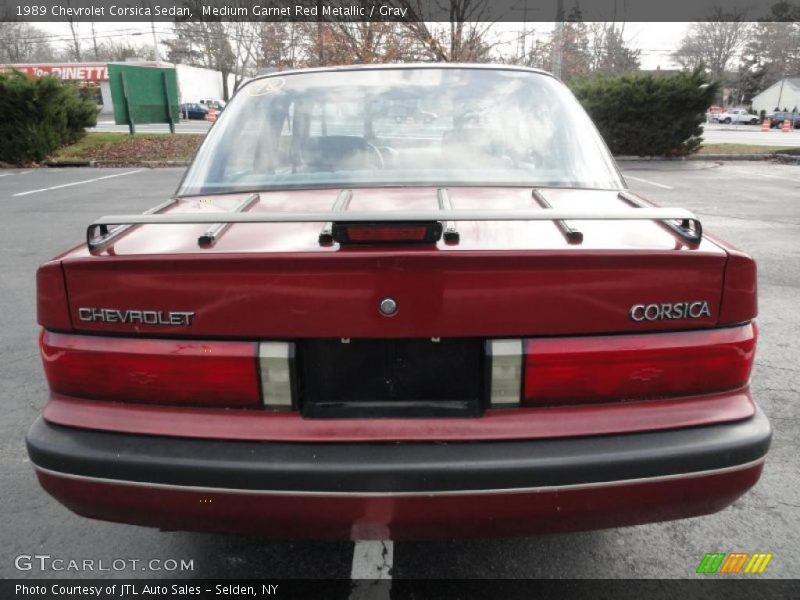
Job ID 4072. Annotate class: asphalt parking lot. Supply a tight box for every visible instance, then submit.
[0,161,798,582]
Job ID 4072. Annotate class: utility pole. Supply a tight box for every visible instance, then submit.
[148,1,161,61]
[517,3,529,63]
[151,20,161,62]
[551,0,564,78]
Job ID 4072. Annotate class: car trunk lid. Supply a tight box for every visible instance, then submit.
[59,187,727,339]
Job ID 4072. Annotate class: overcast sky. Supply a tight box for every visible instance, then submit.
[32,21,689,70]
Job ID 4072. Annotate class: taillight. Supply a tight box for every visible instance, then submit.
[37,261,72,331]
[523,324,756,406]
[41,331,260,408]
[719,250,757,324]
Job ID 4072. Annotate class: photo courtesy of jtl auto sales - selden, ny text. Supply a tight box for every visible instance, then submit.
[0,0,798,598]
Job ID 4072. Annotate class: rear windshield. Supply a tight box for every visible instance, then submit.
[178,67,623,196]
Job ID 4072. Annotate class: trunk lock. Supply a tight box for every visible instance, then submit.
[379,297,398,316]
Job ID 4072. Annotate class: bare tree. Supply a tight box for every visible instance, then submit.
[518,35,553,71]
[326,22,414,64]
[0,22,56,62]
[94,39,155,62]
[255,22,303,70]
[396,0,498,62]
[589,23,641,74]
[164,21,237,100]
[673,8,750,78]
[64,0,82,61]
[550,9,592,80]
[90,21,100,61]
[739,1,800,96]
[226,20,261,89]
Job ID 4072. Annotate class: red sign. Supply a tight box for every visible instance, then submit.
[9,63,109,82]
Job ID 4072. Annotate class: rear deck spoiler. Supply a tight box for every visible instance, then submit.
[86,194,703,252]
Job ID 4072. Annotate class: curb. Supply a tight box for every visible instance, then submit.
[42,160,96,167]
[774,153,800,164]
[616,154,779,162]
[41,160,191,168]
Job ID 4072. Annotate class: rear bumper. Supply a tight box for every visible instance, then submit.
[27,410,771,540]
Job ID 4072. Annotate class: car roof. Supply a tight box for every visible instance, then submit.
[239,63,557,91]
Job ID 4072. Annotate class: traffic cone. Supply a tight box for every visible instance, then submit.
[782,119,791,132]
[208,107,217,123]
[761,118,771,132]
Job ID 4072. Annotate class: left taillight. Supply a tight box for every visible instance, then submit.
[40,331,261,408]
[37,261,72,331]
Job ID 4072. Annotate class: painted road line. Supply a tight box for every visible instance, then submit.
[351,540,393,579]
[0,170,33,178]
[350,540,392,600]
[747,170,799,182]
[12,169,144,197]
[624,175,675,190]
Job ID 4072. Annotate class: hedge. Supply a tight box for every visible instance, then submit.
[571,69,718,157]
[0,72,97,165]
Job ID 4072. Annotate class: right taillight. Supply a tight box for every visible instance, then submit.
[523,323,756,406]
[41,331,261,408]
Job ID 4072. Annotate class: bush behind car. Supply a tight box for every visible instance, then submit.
[571,69,718,157]
[0,71,97,165]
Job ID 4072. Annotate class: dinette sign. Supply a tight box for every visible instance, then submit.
[11,63,109,81]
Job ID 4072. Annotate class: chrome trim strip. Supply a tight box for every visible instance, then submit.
[92,207,699,227]
[33,458,765,498]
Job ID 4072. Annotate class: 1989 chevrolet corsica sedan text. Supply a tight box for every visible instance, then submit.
[27,65,770,540]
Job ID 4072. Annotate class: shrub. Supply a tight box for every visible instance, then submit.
[0,72,97,164]
[570,69,718,157]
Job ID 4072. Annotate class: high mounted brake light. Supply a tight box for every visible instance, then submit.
[332,222,442,244]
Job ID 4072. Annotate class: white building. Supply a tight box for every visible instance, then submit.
[751,77,800,114]
[175,64,236,105]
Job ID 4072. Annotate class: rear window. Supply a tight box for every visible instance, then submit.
[178,67,623,196]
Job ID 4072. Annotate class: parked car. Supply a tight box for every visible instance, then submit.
[705,105,725,121]
[200,99,226,113]
[179,102,208,120]
[27,65,769,540]
[768,111,800,128]
[715,108,759,125]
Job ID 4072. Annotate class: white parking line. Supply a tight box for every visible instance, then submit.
[12,169,144,197]
[351,540,393,579]
[747,171,799,182]
[349,540,392,599]
[624,175,675,190]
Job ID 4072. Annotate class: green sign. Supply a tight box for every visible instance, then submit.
[108,64,179,134]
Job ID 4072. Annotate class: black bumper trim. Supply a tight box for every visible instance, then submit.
[26,410,771,494]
